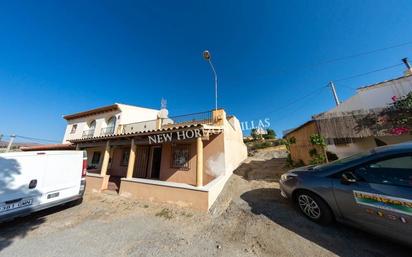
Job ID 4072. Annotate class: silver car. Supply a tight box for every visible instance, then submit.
[279,142,412,246]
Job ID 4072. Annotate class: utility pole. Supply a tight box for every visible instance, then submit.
[328,81,340,106]
[6,134,16,153]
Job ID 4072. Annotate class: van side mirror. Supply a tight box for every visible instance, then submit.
[341,171,357,185]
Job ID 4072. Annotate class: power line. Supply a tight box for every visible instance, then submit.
[307,41,412,68]
[275,91,324,123]
[254,40,412,78]
[334,63,403,82]
[14,135,60,143]
[263,85,328,116]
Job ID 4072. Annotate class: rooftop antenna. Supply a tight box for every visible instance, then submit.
[158,98,169,119]
[161,98,167,109]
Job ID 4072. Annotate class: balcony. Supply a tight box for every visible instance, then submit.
[78,111,215,139]
[101,126,115,136]
[122,120,158,134]
[82,129,95,138]
[122,111,213,134]
[165,111,213,127]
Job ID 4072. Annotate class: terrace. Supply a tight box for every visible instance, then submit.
[79,110,215,140]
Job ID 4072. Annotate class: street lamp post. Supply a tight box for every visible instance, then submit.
[203,50,218,111]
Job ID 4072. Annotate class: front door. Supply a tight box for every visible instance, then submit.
[134,146,150,178]
[149,146,162,179]
[332,153,412,243]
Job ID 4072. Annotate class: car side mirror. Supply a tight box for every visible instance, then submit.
[341,171,357,185]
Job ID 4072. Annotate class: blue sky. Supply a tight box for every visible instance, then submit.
[1,0,412,143]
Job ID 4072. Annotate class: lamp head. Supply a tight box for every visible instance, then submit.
[203,50,211,60]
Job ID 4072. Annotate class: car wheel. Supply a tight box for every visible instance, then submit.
[295,191,333,225]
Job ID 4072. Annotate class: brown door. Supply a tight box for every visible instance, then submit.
[133,146,150,178]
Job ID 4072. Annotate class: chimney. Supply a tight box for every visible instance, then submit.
[402,57,412,76]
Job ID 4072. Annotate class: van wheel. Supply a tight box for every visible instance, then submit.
[295,191,333,225]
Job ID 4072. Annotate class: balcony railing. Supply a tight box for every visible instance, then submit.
[122,111,213,134]
[122,120,158,134]
[100,126,115,136]
[82,129,95,138]
[166,111,213,127]
[77,111,215,138]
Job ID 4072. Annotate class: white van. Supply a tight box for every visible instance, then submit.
[0,150,86,222]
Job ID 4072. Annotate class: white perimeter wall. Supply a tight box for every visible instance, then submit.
[208,115,248,208]
[327,134,412,159]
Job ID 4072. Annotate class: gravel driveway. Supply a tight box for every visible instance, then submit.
[0,154,410,257]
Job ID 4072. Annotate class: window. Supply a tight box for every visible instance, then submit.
[91,152,101,165]
[88,151,101,169]
[107,116,116,128]
[171,145,190,169]
[70,124,77,134]
[89,120,96,130]
[354,155,412,187]
[121,150,130,166]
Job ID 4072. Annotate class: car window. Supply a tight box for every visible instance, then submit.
[368,156,412,169]
[315,150,372,170]
[355,155,412,188]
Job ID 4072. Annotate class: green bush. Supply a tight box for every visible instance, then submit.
[253,141,272,149]
[286,153,294,167]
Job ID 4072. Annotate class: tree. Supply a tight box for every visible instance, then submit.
[309,134,328,164]
[263,129,276,139]
[281,136,296,151]
[251,129,258,140]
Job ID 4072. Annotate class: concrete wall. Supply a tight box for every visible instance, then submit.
[204,133,226,179]
[117,104,159,125]
[109,146,129,177]
[326,136,376,159]
[119,179,209,211]
[159,142,198,185]
[327,134,412,159]
[222,116,248,175]
[376,135,412,145]
[206,115,248,208]
[159,139,215,186]
[85,174,110,193]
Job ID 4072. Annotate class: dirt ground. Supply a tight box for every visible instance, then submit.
[0,149,410,257]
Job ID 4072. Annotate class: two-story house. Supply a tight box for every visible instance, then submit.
[27,103,247,211]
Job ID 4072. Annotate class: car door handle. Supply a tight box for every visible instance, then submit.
[29,179,37,189]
